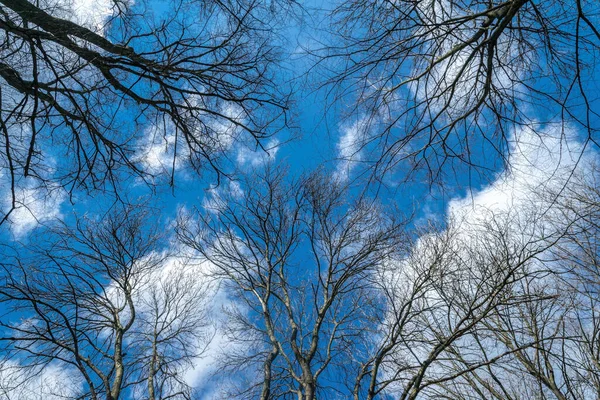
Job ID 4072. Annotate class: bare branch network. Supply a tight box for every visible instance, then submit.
[320,0,600,182]
[0,0,599,399]
[0,0,290,224]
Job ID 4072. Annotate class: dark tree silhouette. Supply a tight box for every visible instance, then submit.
[320,0,600,183]
[0,0,292,225]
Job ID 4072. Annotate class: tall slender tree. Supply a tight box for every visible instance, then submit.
[177,167,407,399]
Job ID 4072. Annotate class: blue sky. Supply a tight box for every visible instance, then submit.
[3,0,588,240]
[1,0,599,398]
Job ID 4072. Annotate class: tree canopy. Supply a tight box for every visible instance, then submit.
[0,0,599,399]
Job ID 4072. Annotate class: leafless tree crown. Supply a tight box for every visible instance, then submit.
[0,0,291,224]
[0,205,211,399]
[320,0,600,182]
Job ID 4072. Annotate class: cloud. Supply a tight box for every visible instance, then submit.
[101,238,250,396]
[334,116,373,181]
[70,0,120,31]
[406,0,525,118]
[135,100,248,180]
[141,252,253,397]
[204,103,246,151]
[201,181,245,214]
[0,361,80,399]
[36,0,131,33]
[236,139,280,167]
[136,253,224,389]
[136,123,187,176]
[2,182,66,239]
[448,122,595,228]
[0,125,67,238]
[402,123,596,294]
[374,123,598,396]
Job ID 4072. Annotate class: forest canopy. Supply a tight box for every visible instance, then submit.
[0,0,599,399]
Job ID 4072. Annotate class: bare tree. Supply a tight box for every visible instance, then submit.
[2,168,598,399]
[442,167,600,400]
[0,205,211,400]
[174,161,600,399]
[0,0,293,225]
[347,203,572,399]
[318,0,600,183]
[176,167,407,399]
[349,164,600,400]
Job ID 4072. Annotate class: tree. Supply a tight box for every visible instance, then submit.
[441,166,600,400]
[176,167,407,399]
[356,163,600,400]
[175,160,600,399]
[351,204,572,399]
[0,205,211,400]
[3,1,600,397]
[320,0,600,182]
[0,0,292,225]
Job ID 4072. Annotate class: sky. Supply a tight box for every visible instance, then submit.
[0,0,599,398]
[3,0,588,241]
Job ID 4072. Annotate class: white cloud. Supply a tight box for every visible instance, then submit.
[402,123,596,292]
[37,0,131,34]
[102,240,249,395]
[0,126,66,238]
[135,100,248,180]
[334,116,372,181]
[201,181,245,214]
[136,123,187,176]
[205,103,245,151]
[70,0,118,31]
[138,253,223,387]
[3,183,66,239]
[0,361,80,400]
[236,139,280,167]
[185,96,246,153]
[448,122,595,229]
[375,123,598,396]
[406,0,524,118]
